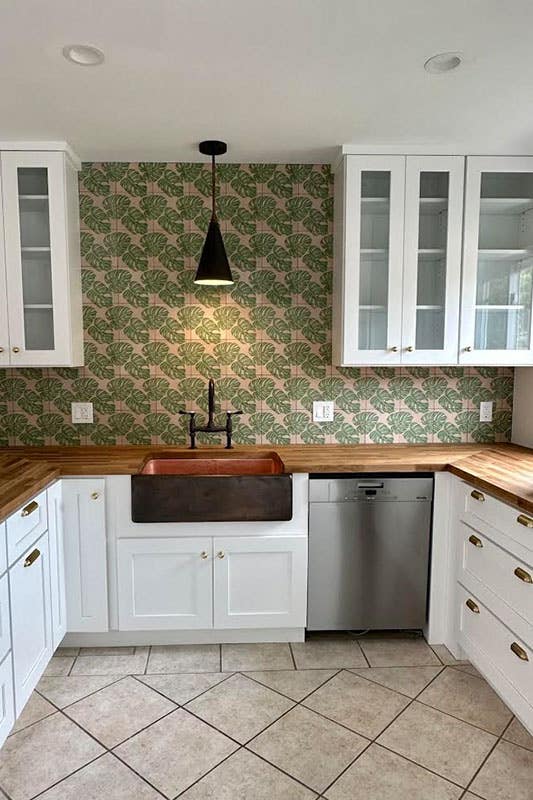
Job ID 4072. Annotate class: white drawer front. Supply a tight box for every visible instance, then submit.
[460,522,533,625]
[458,585,533,710]
[462,482,533,554]
[0,574,11,664]
[0,653,14,749]
[6,491,48,566]
[0,522,6,576]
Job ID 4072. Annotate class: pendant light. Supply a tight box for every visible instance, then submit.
[194,140,234,286]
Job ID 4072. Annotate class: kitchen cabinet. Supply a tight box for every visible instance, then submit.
[0,573,11,664]
[0,149,83,367]
[6,489,47,566]
[460,156,533,364]
[0,654,14,748]
[117,534,307,632]
[213,535,307,629]
[10,532,52,715]
[47,481,67,649]
[117,537,213,630]
[333,154,464,366]
[62,479,108,633]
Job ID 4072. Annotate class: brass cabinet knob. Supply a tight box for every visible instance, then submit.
[466,598,480,614]
[216,551,225,559]
[464,346,472,352]
[12,346,20,353]
[517,514,533,529]
[21,500,39,517]
[24,548,41,568]
[514,566,532,584]
[200,551,209,559]
[91,492,100,500]
[406,346,414,352]
[0,347,4,353]
[470,490,485,502]
[510,642,529,661]
[390,346,399,352]
[468,534,483,548]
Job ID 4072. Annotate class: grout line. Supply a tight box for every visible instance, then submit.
[219,643,222,673]
[143,646,151,675]
[288,642,297,670]
[131,671,236,707]
[27,753,107,800]
[243,668,342,704]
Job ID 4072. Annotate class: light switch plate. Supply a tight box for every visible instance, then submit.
[313,401,334,423]
[71,402,94,424]
[479,400,493,422]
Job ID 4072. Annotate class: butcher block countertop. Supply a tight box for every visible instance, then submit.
[2,443,533,521]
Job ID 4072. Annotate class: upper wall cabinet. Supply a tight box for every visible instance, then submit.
[0,149,83,367]
[333,154,464,366]
[460,157,533,365]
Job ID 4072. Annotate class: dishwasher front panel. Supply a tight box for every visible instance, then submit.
[308,480,432,631]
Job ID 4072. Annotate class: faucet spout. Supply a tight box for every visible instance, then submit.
[179,378,243,449]
[208,378,215,427]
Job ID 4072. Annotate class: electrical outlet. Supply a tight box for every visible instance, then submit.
[71,402,94,424]
[479,401,493,423]
[313,401,334,423]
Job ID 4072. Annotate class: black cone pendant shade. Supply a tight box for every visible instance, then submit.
[194,140,233,286]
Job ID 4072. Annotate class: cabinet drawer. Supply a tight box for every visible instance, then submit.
[0,573,11,664]
[459,522,533,625]
[6,491,47,566]
[458,585,533,709]
[0,522,6,576]
[461,482,533,553]
[0,653,14,749]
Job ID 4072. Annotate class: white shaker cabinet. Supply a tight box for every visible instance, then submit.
[62,479,108,633]
[47,481,67,649]
[333,154,464,366]
[213,535,307,629]
[0,171,10,366]
[10,533,52,715]
[117,538,213,630]
[0,149,83,367]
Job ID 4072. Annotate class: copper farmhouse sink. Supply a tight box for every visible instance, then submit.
[131,451,292,523]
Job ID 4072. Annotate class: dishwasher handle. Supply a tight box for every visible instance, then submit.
[357,481,384,490]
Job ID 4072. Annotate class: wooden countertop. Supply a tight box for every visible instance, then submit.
[1,443,533,520]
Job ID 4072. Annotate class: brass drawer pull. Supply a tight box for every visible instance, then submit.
[24,548,40,568]
[200,551,209,559]
[514,566,533,584]
[217,551,225,559]
[510,642,529,662]
[91,492,100,500]
[468,534,483,548]
[20,500,38,518]
[466,598,480,614]
[470,490,485,502]
[517,514,533,529]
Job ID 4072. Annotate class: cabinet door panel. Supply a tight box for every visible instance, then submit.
[0,654,14,749]
[460,156,533,365]
[333,155,404,365]
[0,573,11,664]
[10,533,52,715]
[6,490,47,567]
[62,480,108,633]
[117,538,213,630]
[47,482,67,649]
[214,536,307,629]
[402,156,463,364]
[0,168,10,365]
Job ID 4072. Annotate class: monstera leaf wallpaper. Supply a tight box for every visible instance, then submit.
[0,162,513,446]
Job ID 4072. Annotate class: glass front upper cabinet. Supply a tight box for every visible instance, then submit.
[461,157,533,364]
[333,155,405,365]
[402,156,464,365]
[0,151,83,367]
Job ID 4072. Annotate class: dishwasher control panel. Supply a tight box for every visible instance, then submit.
[309,475,433,503]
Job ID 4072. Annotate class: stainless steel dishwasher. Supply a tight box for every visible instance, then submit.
[308,474,433,631]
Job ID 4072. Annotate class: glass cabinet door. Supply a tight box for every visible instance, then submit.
[335,155,405,365]
[402,156,464,364]
[1,152,70,366]
[461,157,533,364]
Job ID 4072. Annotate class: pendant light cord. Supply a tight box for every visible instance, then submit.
[211,154,217,221]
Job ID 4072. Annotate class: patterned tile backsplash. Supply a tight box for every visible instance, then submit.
[0,162,513,447]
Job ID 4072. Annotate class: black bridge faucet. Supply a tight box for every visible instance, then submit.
[179,378,242,449]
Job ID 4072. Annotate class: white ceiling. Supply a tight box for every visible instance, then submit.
[1,0,533,163]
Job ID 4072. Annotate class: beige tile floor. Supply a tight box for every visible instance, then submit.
[0,633,532,799]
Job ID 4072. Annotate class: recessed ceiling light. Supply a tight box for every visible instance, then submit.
[62,44,104,66]
[424,52,462,74]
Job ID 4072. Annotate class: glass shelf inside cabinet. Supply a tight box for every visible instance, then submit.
[17,168,54,351]
[474,172,533,350]
[358,171,391,350]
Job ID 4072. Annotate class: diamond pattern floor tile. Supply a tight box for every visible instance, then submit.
[359,637,441,667]
[324,743,462,800]
[470,740,533,800]
[186,673,294,743]
[42,656,75,677]
[64,676,176,747]
[37,675,123,708]
[0,713,104,800]
[147,645,220,673]
[350,666,442,698]
[70,648,149,676]
[221,643,294,671]
[303,670,409,738]
[503,718,533,751]
[245,669,337,701]
[35,753,163,799]
[291,639,367,669]
[10,692,56,734]
[249,704,368,793]
[138,672,233,705]
[114,708,238,798]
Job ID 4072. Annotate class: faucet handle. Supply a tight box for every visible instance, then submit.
[227,410,243,416]
[179,410,195,416]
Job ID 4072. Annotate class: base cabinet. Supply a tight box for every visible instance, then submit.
[0,654,14,746]
[214,536,307,629]
[117,538,213,630]
[10,533,52,715]
[47,481,66,649]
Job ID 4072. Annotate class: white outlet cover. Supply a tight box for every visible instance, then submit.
[71,402,94,424]
[313,401,334,423]
[479,400,493,423]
